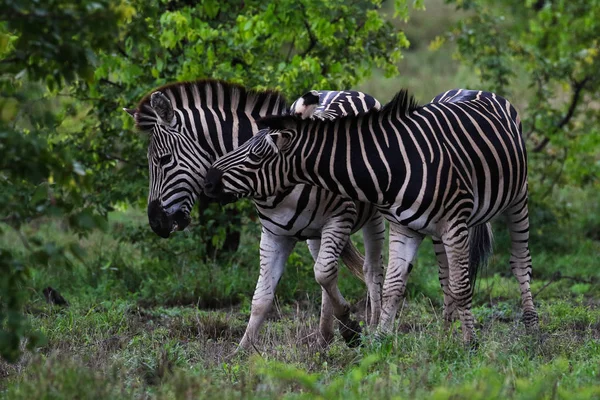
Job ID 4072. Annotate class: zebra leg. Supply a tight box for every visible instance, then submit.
[433,236,457,325]
[361,213,386,327]
[313,209,360,346]
[238,229,296,350]
[307,239,336,347]
[442,223,476,345]
[378,223,423,334]
[505,195,539,328]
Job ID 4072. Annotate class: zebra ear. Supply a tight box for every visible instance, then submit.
[122,108,136,118]
[301,90,320,106]
[150,91,175,124]
[268,130,293,152]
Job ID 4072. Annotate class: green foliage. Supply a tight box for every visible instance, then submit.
[258,354,380,399]
[444,0,600,206]
[0,0,130,362]
[0,0,129,88]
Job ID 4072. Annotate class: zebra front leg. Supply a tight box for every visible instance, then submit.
[442,223,476,346]
[238,230,296,350]
[378,223,423,335]
[313,208,360,346]
[505,195,538,329]
[361,212,386,327]
[307,239,336,347]
[433,236,456,325]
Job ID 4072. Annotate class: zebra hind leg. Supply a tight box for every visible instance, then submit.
[307,239,336,348]
[442,222,477,347]
[433,236,457,325]
[377,224,423,335]
[435,223,493,327]
[313,206,361,347]
[361,212,386,327]
[505,194,539,329]
[238,230,296,351]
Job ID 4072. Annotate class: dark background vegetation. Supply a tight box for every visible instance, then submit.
[0,0,599,398]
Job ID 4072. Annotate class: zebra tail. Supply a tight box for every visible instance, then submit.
[340,241,366,283]
[468,222,494,290]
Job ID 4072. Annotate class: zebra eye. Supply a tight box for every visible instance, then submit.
[159,154,172,166]
[247,146,263,161]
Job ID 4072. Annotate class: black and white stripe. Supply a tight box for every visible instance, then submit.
[290,90,382,120]
[206,88,539,344]
[128,80,385,348]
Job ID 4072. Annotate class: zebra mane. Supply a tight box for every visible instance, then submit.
[134,79,288,130]
[257,88,419,131]
[381,89,420,116]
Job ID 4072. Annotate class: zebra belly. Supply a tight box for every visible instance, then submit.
[255,185,375,241]
[377,206,439,236]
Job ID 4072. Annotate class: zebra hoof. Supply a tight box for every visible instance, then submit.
[523,310,539,330]
[467,337,479,353]
[339,319,362,347]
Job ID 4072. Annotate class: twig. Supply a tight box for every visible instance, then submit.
[299,3,318,57]
[533,76,590,153]
[8,224,34,252]
[532,272,561,299]
[540,147,568,199]
[99,79,123,89]
[533,271,597,299]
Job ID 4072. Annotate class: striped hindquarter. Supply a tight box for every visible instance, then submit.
[206,88,539,345]
[129,80,385,349]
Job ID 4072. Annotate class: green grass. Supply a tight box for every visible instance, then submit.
[1,197,599,399]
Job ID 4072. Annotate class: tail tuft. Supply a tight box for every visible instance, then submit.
[468,222,494,290]
[340,241,366,283]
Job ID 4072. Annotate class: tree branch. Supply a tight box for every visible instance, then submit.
[103,153,145,168]
[533,76,590,153]
[99,78,123,89]
[301,19,318,56]
[298,2,318,57]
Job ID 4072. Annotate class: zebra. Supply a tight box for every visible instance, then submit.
[290,90,382,119]
[204,88,539,345]
[124,79,386,349]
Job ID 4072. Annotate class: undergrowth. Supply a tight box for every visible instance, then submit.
[0,196,598,399]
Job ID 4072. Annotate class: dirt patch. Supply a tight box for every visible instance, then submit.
[137,293,242,310]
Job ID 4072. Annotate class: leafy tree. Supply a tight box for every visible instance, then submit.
[0,0,130,362]
[0,0,413,361]
[442,0,600,203]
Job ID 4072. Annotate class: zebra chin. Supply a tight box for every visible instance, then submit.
[203,191,239,206]
[147,200,191,239]
[203,168,242,205]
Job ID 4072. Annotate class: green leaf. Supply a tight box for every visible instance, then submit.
[30,183,49,205]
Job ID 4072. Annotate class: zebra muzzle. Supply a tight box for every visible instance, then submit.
[204,167,224,198]
[148,200,190,238]
[204,168,241,205]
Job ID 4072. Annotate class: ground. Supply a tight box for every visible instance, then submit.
[0,198,598,399]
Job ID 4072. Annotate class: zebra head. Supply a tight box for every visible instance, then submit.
[289,90,320,119]
[127,91,206,238]
[204,119,299,202]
